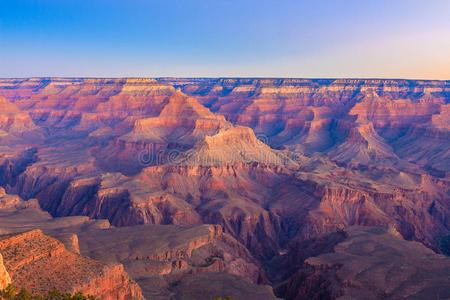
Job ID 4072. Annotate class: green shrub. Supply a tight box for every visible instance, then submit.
[1,284,17,299]
[0,284,99,300]
[15,288,32,300]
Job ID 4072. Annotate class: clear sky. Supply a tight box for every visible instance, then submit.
[0,0,449,79]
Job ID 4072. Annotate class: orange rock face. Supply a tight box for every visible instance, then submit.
[0,253,11,290]
[0,229,143,299]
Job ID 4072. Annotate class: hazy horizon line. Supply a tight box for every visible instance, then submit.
[1,76,449,82]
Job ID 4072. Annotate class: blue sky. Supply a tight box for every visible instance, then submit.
[0,0,449,79]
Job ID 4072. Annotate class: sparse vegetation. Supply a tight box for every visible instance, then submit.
[0,284,99,300]
[193,255,223,268]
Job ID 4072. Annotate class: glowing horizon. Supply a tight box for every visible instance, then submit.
[1,0,449,79]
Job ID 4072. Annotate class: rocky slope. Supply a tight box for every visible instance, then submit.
[281,226,450,300]
[77,224,277,299]
[0,229,143,299]
[0,191,278,299]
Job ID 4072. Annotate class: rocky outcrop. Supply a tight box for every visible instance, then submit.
[54,233,81,254]
[0,197,277,299]
[0,253,11,290]
[292,171,450,252]
[77,223,272,299]
[282,226,450,300]
[0,97,38,135]
[329,122,399,165]
[184,126,293,167]
[121,92,230,146]
[0,187,40,210]
[77,224,266,279]
[0,229,143,299]
[0,187,22,209]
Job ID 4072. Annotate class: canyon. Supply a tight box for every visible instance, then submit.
[0,77,448,299]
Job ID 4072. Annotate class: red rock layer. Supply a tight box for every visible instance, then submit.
[0,78,448,273]
[0,229,143,299]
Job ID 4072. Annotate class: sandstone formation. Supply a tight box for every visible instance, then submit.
[77,224,276,299]
[0,229,143,299]
[0,253,11,290]
[0,97,38,135]
[0,194,278,299]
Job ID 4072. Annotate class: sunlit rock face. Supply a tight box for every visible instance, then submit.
[0,194,278,299]
[0,253,11,290]
[0,229,143,299]
[0,78,448,299]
